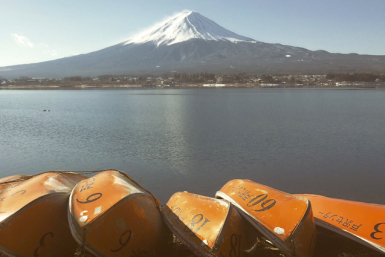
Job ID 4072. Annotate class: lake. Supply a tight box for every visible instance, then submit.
[1,88,384,204]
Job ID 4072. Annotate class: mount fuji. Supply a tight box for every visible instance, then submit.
[123,11,255,46]
[1,11,385,78]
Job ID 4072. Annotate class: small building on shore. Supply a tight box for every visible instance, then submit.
[216,75,234,84]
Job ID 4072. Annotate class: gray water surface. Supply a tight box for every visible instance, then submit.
[1,88,384,204]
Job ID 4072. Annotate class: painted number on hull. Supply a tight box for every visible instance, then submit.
[76,193,102,204]
[33,232,54,257]
[170,205,211,236]
[371,223,385,240]
[183,214,211,235]
[229,234,242,257]
[231,186,276,212]
[246,194,276,212]
[111,229,132,252]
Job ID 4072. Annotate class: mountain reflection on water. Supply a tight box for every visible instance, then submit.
[1,88,384,204]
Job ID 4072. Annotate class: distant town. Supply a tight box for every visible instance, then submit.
[1,72,385,89]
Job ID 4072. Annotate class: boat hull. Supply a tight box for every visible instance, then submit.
[68,169,171,257]
[296,194,385,254]
[0,172,85,257]
[162,192,261,257]
[0,194,79,257]
[216,179,316,257]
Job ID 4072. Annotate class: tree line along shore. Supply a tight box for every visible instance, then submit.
[1,72,385,89]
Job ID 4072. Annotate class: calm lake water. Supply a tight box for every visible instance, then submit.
[1,88,384,204]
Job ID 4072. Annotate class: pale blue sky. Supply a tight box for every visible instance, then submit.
[1,0,385,66]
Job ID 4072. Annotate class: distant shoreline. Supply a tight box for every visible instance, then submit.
[1,84,385,90]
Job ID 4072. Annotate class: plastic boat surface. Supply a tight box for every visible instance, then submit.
[296,194,385,254]
[216,179,316,257]
[162,191,261,257]
[0,175,30,193]
[68,169,171,257]
[0,172,85,257]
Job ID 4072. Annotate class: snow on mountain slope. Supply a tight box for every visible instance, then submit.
[123,11,256,47]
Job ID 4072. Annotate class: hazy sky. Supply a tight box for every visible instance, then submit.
[1,0,385,67]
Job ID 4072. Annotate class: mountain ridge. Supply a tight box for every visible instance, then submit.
[1,11,385,78]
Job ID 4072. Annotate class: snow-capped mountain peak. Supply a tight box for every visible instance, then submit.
[123,11,256,46]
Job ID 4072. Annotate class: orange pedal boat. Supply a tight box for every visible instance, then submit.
[68,169,172,257]
[0,171,85,257]
[162,191,262,257]
[296,194,385,254]
[215,180,316,257]
[0,175,31,192]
